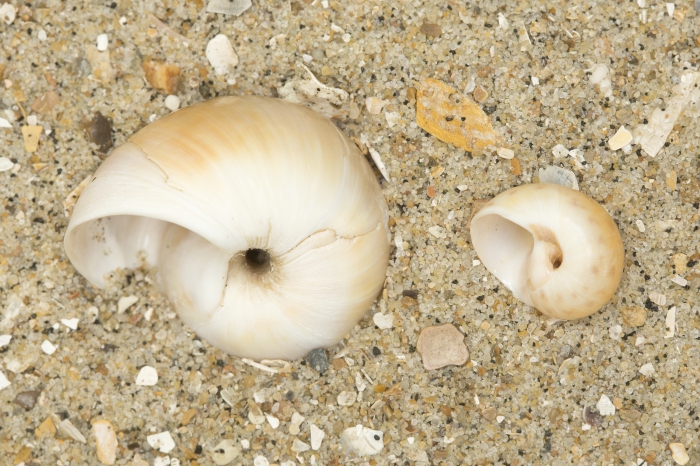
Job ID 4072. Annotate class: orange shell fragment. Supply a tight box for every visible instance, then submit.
[416,78,498,152]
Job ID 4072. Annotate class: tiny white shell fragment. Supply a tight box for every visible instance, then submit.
[372,313,394,329]
[41,340,57,355]
[367,147,391,183]
[457,184,469,191]
[552,144,569,158]
[153,457,171,466]
[0,370,10,390]
[310,424,325,450]
[165,95,181,112]
[278,64,349,120]
[472,259,481,266]
[496,147,514,159]
[340,425,384,456]
[0,117,11,128]
[61,318,79,330]
[588,64,613,98]
[220,387,236,407]
[635,335,645,346]
[496,416,505,423]
[55,417,87,443]
[581,423,591,431]
[302,54,313,63]
[385,111,400,128]
[289,412,304,436]
[635,219,646,233]
[240,439,250,449]
[0,335,11,347]
[136,366,158,386]
[664,306,676,338]
[265,414,280,429]
[206,34,239,75]
[147,431,175,453]
[639,363,655,376]
[365,97,385,115]
[291,438,310,453]
[253,390,265,403]
[248,403,266,425]
[96,34,109,51]
[337,390,357,406]
[118,295,138,314]
[354,372,366,392]
[538,165,579,190]
[637,0,646,6]
[648,292,666,306]
[0,3,16,25]
[671,275,688,287]
[37,30,47,40]
[666,2,675,16]
[609,325,622,340]
[93,419,118,465]
[207,0,251,16]
[253,456,269,466]
[596,394,616,416]
[609,126,633,150]
[497,13,508,28]
[428,225,445,238]
[531,76,540,86]
[669,442,690,465]
[210,440,240,465]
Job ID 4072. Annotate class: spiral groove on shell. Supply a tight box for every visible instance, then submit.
[65,96,390,360]
[470,183,624,320]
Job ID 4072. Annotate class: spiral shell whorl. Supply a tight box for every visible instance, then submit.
[65,97,390,360]
[470,183,624,320]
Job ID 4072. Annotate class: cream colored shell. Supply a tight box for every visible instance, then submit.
[470,183,624,320]
[64,96,390,360]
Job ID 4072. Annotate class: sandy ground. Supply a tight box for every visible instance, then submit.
[1,0,700,465]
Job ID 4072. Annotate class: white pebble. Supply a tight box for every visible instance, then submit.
[671,274,688,287]
[302,54,313,63]
[639,363,655,376]
[665,306,676,338]
[551,144,569,158]
[496,416,505,423]
[608,126,633,151]
[96,34,109,51]
[596,394,616,416]
[0,157,12,172]
[41,340,56,355]
[0,370,10,390]
[265,414,280,429]
[635,335,646,346]
[27,115,38,126]
[164,95,181,111]
[135,366,158,386]
[666,2,675,17]
[365,97,385,115]
[372,313,394,329]
[289,412,304,436]
[472,259,481,266]
[531,76,540,86]
[38,30,47,41]
[147,431,175,453]
[206,34,239,75]
[609,325,622,340]
[61,318,79,330]
[117,295,138,314]
[93,420,118,465]
[648,292,666,306]
[291,438,310,453]
[337,390,357,406]
[0,3,16,25]
[635,219,646,232]
[0,335,11,347]
[253,456,269,466]
[310,424,325,450]
[0,116,11,128]
[669,442,690,465]
[496,147,514,159]
[342,33,351,43]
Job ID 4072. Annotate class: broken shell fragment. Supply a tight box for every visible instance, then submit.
[470,183,624,320]
[64,97,390,360]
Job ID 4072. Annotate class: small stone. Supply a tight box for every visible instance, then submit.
[639,363,655,376]
[180,408,196,426]
[82,112,113,154]
[21,125,43,153]
[86,46,115,83]
[416,323,470,370]
[143,59,181,94]
[472,85,488,103]
[206,34,239,75]
[265,414,280,429]
[211,440,239,465]
[608,126,633,150]
[669,442,690,465]
[337,390,357,406]
[635,219,646,232]
[61,318,79,330]
[289,412,304,435]
[671,274,688,286]
[0,157,13,172]
[96,34,109,51]
[247,403,265,425]
[596,394,616,416]
[340,425,384,456]
[620,306,647,327]
[117,295,138,314]
[306,348,329,373]
[310,424,325,450]
[583,406,604,427]
[92,420,117,465]
[278,63,349,120]
[552,144,569,158]
[419,22,442,37]
[147,431,175,453]
[665,306,677,338]
[373,313,394,329]
[291,438,310,453]
[164,95,180,111]
[35,416,56,438]
[619,408,642,422]
[496,147,514,159]
[0,335,11,347]
[41,340,57,355]
[666,170,678,190]
[365,97,385,115]
[416,78,498,152]
[15,390,40,409]
[135,366,158,386]
[13,446,31,464]
[30,90,60,113]
[0,371,11,390]
[207,0,252,15]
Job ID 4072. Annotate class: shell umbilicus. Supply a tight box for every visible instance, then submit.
[64,96,390,360]
[470,183,624,320]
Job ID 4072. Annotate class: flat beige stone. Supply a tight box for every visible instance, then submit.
[92,419,117,465]
[669,442,690,465]
[416,323,469,370]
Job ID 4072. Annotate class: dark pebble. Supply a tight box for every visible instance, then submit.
[583,406,604,427]
[82,112,113,154]
[402,289,419,299]
[14,390,40,410]
[306,348,328,373]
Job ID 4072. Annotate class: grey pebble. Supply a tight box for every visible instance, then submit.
[306,348,328,373]
[14,390,40,410]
